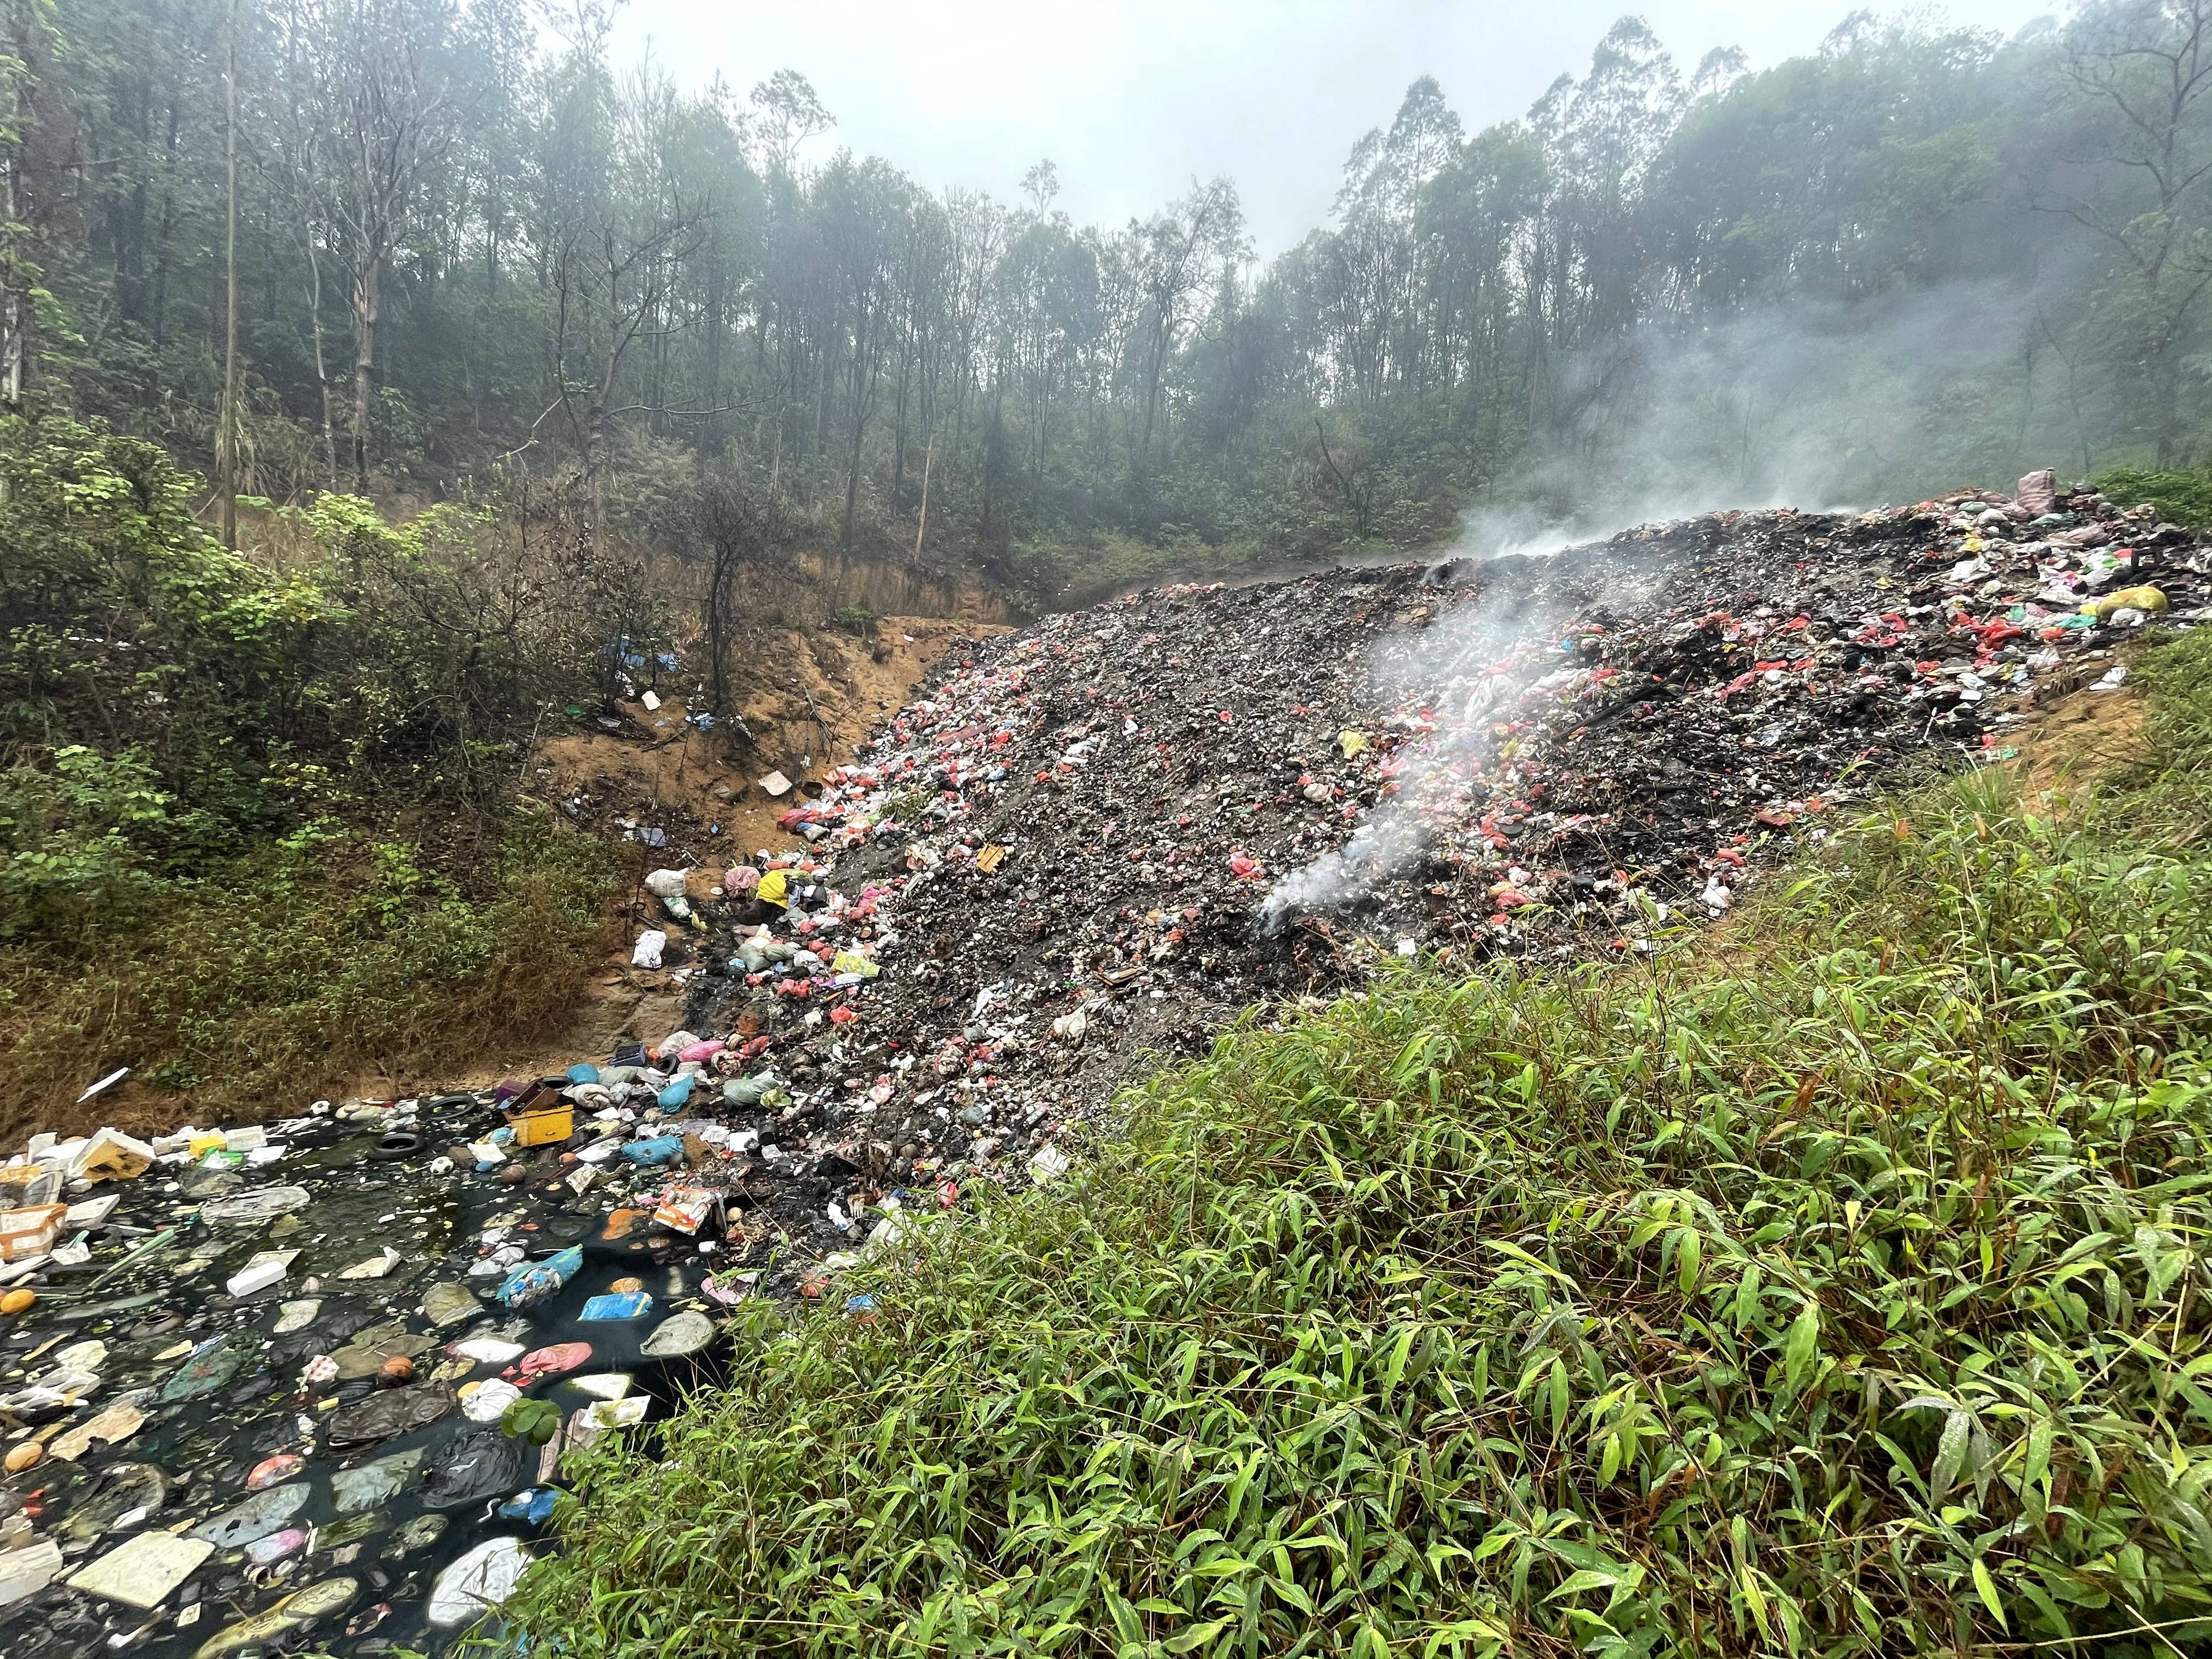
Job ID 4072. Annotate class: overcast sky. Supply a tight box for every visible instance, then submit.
[611,2,2059,258]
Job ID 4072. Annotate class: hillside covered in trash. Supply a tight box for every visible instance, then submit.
[660,470,2200,1228]
[516,558,2212,1659]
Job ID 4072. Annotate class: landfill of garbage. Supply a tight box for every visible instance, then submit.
[676,469,2200,1203]
[1,471,2201,1656]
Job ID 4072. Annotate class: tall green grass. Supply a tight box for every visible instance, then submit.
[515,637,2212,1658]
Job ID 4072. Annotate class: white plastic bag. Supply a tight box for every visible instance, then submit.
[631,929,667,969]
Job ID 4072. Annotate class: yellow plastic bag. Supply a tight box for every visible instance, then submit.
[2085,585,2169,619]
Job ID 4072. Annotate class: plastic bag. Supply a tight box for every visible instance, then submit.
[494,1245,581,1310]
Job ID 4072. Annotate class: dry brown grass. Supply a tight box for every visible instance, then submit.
[0,821,616,1147]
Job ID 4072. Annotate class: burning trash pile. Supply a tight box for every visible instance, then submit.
[661,469,2203,1222]
[0,471,2199,1656]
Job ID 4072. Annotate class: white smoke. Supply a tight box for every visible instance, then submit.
[1256,574,1602,930]
[1260,274,2095,935]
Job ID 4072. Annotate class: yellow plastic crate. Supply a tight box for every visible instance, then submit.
[505,1103,574,1147]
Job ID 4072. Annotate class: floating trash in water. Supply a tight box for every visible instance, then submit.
[449,1335,524,1365]
[199,1187,312,1226]
[327,1326,432,1381]
[497,1486,558,1524]
[641,1308,716,1358]
[189,1481,311,1548]
[188,1574,356,1658]
[563,1372,633,1401]
[584,1393,650,1431]
[60,1463,168,1543]
[245,1527,309,1567]
[579,1289,651,1321]
[426,1537,532,1628]
[65,1532,213,1610]
[245,1453,307,1491]
[325,1381,456,1449]
[509,1341,591,1384]
[0,1049,746,1656]
[0,1537,64,1607]
[420,1282,478,1327]
[420,1430,530,1510]
[48,1397,145,1462]
[460,1378,522,1423]
[160,1337,240,1402]
[330,1447,423,1515]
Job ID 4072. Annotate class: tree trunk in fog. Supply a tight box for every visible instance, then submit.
[912,429,933,563]
[219,0,239,546]
[351,252,380,492]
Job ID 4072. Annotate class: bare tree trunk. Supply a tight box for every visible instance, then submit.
[703,233,725,455]
[150,98,181,346]
[842,398,866,554]
[305,244,336,486]
[912,428,933,563]
[0,65,20,406]
[588,391,608,550]
[351,254,380,490]
[219,0,239,546]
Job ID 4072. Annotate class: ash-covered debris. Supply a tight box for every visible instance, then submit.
[620,473,2204,1257]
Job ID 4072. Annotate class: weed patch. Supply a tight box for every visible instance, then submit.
[0,811,614,1141]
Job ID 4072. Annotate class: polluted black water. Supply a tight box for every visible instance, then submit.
[0,1090,742,1658]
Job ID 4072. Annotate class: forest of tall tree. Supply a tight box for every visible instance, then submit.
[7,0,2212,599]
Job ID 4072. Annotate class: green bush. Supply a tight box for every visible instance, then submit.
[515,644,2212,1658]
[0,416,636,1129]
[0,746,178,940]
[0,419,609,932]
[2095,464,2212,528]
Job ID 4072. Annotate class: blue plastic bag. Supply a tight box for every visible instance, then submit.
[620,1135,684,1167]
[499,1487,559,1524]
[495,1245,582,1310]
[580,1290,653,1322]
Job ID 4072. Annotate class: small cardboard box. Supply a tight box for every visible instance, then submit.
[0,1203,69,1262]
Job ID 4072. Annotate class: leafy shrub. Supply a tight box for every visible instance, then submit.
[2095,464,2212,528]
[517,646,2212,1658]
[0,419,612,932]
[0,417,641,1130]
[0,746,177,940]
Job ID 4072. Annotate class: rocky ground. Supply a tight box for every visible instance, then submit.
[1,475,2202,1657]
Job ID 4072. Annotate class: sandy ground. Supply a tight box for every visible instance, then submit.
[336,614,1012,1103]
[2009,679,2151,804]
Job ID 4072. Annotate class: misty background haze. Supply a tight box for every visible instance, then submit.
[12,0,2212,607]
[611,2,2061,262]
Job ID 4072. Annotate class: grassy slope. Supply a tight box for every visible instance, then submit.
[0,813,613,1142]
[516,636,2212,1659]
